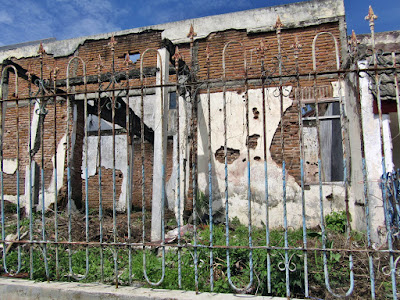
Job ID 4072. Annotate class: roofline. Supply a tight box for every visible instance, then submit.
[0,0,345,61]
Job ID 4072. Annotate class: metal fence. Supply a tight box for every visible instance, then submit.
[0,8,399,299]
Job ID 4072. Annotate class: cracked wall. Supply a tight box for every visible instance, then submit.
[196,88,345,228]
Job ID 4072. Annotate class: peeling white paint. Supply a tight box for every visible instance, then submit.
[3,159,17,174]
[30,101,40,151]
[37,135,67,211]
[359,60,394,243]
[82,92,159,212]
[0,135,68,214]
[83,135,128,211]
[193,87,346,228]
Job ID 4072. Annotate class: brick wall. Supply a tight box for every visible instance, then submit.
[80,139,174,210]
[270,105,302,184]
[2,101,67,196]
[0,20,343,210]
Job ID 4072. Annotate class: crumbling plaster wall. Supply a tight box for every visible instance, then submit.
[194,87,346,228]
[0,0,350,227]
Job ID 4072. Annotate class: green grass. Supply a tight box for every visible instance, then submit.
[0,212,393,299]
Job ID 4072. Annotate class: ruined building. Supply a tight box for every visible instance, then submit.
[0,0,398,246]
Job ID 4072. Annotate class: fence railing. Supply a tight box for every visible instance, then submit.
[0,7,399,299]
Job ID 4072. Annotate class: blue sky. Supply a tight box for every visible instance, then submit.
[0,0,398,47]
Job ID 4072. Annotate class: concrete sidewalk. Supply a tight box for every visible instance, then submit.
[0,278,300,300]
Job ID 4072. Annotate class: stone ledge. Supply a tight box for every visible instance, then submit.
[0,277,300,300]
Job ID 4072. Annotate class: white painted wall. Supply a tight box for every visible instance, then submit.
[359,60,394,244]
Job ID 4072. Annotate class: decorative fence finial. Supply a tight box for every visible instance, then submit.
[124,53,133,69]
[257,39,267,60]
[96,54,104,74]
[108,35,117,51]
[38,42,46,57]
[187,24,197,41]
[274,15,283,33]
[205,43,211,63]
[53,66,60,80]
[349,30,359,54]
[291,36,302,59]
[173,46,182,61]
[350,30,358,45]
[365,6,378,30]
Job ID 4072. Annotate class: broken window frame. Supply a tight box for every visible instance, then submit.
[299,86,345,184]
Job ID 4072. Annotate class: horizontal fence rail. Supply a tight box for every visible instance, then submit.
[0,9,399,300]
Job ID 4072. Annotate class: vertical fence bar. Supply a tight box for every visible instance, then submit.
[366,7,397,298]
[140,48,165,286]
[52,67,60,280]
[15,82,21,276]
[27,70,34,279]
[205,43,214,292]
[274,16,291,298]
[0,65,22,274]
[258,39,272,294]
[312,32,354,297]
[83,58,90,283]
[140,51,146,285]
[222,40,253,292]
[96,54,105,283]
[66,56,89,281]
[244,43,254,294]
[292,35,309,298]
[123,54,133,286]
[38,44,49,280]
[173,46,183,289]
[108,35,119,288]
[187,24,199,293]
[66,57,73,282]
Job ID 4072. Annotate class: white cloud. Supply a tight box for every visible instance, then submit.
[0,0,262,46]
[0,11,13,24]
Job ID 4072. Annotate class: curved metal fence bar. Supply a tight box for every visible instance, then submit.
[122,57,134,285]
[110,37,119,288]
[0,65,21,275]
[222,40,253,293]
[274,18,293,297]
[140,48,165,286]
[95,54,105,283]
[312,31,354,298]
[292,37,310,298]
[259,40,272,294]
[66,56,90,281]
